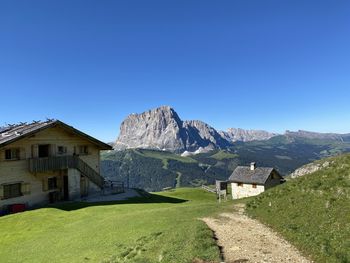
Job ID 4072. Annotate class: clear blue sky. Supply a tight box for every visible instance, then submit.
[1,0,350,142]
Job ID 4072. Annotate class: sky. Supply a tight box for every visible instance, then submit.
[1,0,350,142]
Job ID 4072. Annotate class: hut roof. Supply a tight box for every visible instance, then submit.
[228,166,277,185]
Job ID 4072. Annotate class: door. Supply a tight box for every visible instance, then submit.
[80,176,88,197]
[63,175,69,201]
[38,144,50,158]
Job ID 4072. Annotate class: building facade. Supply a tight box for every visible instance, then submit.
[0,120,112,212]
[228,162,283,199]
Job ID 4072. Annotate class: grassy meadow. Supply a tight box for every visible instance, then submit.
[0,188,232,263]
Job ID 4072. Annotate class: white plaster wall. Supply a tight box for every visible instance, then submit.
[231,183,265,199]
[0,160,62,209]
[0,125,104,211]
[0,160,48,209]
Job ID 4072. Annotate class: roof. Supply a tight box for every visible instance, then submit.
[228,166,277,185]
[0,120,112,150]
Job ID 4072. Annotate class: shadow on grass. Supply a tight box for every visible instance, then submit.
[47,191,188,211]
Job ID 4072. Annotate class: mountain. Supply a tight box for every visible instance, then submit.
[115,106,279,153]
[103,131,350,191]
[285,130,350,142]
[115,106,186,152]
[115,106,231,153]
[110,105,350,191]
[219,128,278,142]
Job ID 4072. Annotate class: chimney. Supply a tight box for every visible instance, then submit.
[250,162,256,171]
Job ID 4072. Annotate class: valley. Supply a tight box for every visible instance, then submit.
[102,133,350,191]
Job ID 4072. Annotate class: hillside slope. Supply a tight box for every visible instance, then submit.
[246,154,350,263]
[102,135,350,192]
[101,149,236,191]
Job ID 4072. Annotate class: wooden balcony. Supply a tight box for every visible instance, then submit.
[28,155,105,188]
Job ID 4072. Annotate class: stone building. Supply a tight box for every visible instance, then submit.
[228,162,283,199]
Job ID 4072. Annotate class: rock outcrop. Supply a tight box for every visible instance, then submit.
[290,160,331,179]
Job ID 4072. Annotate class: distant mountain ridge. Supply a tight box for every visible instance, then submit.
[115,106,350,153]
[219,128,277,142]
[285,130,350,141]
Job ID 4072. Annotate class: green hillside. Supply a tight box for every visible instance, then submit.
[0,188,230,263]
[101,149,236,191]
[233,135,350,174]
[101,137,350,192]
[246,154,350,263]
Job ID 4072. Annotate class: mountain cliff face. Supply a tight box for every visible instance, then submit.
[115,106,231,153]
[115,106,186,152]
[182,120,230,151]
[115,106,350,153]
[219,128,277,142]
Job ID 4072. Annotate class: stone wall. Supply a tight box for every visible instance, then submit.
[231,182,265,199]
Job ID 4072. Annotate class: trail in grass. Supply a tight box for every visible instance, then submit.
[203,204,312,263]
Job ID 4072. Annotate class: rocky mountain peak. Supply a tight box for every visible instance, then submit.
[219,128,278,142]
[115,106,185,152]
[115,106,231,153]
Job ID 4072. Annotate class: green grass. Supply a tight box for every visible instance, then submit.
[246,154,350,263]
[134,149,196,169]
[0,188,232,263]
[210,151,238,160]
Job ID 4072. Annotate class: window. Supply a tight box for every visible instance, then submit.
[3,183,22,199]
[57,146,67,155]
[38,144,50,158]
[4,148,20,160]
[237,183,243,187]
[48,177,57,190]
[252,184,257,188]
[78,146,88,155]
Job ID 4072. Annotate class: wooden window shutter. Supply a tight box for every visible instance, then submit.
[0,185,3,200]
[50,144,56,156]
[21,183,31,195]
[42,179,48,192]
[32,144,39,158]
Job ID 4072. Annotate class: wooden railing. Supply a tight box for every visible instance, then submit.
[28,155,105,188]
[201,185,217,193]
[103,180,125,194]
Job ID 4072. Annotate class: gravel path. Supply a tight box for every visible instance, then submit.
[202,204,312,263]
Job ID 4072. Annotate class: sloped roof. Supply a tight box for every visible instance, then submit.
[228,166,276,185]
[0,120,112,150]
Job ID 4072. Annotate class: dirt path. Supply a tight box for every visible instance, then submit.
[202,204,312,263]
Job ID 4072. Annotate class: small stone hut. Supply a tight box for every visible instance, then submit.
[228,162,283,199]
